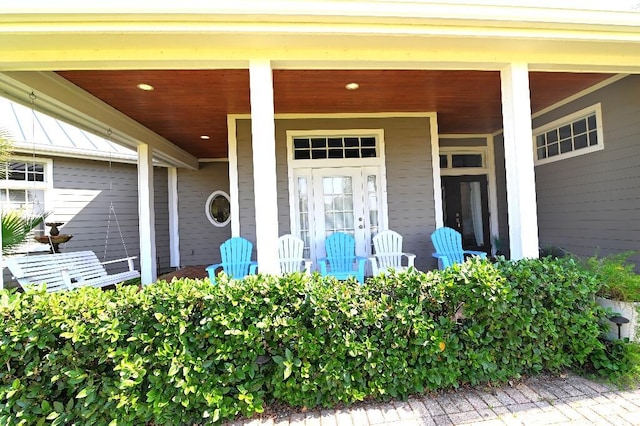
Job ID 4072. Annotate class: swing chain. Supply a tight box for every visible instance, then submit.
[27,92,55,254]
[102,128,130,262]
[103,202,129,262]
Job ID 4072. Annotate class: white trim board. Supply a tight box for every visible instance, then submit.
[490,73,628,139]
[228,111,441,238]
[438,140,499,245]
[167,167,180,268]
[227,115,240,237]
[532,102,604,166]
[285,128,389,246]
[532,74,627,119]
[430,114,443,229]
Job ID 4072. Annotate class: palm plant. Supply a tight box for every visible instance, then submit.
[1,210,48,254]
[0,127,50,254]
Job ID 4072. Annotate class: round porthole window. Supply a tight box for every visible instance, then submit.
[205,190,231,227]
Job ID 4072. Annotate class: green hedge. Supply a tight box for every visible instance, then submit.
[0,257,616,425]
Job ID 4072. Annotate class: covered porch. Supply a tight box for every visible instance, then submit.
[1,2,638,284]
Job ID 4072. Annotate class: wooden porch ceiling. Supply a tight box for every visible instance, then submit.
[56,70,612,160]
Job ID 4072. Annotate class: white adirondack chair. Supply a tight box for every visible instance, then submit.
[369,230,416,276]
[278,234,312,275]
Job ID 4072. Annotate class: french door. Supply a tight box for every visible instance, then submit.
[441,175,490,252]
[293,166,383,267]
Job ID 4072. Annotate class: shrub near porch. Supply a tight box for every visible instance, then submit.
[0,258,616,425]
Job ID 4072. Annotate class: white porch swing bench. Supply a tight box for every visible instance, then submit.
[4,96,141,293]
[6,251,139,293]
[5,197,140,293]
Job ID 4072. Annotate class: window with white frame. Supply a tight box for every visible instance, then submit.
[0,158,52,250]
[533,104,604,165]
[292,136,377,160]
[439,153,484,169]
[205,190,231,227]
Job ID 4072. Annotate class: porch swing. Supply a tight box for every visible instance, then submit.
[5,96,140,292]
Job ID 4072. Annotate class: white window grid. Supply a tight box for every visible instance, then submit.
[533,104,604,165]
[0,159,50,212]
[0,158,52,252]
[293,136,377,160]
[322,176,355,238]
[439,153,484,169]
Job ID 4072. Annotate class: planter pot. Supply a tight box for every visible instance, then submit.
[595,296,640,342]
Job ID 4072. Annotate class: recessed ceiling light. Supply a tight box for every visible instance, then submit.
[345,82,360,90]
[200,135,210,140]
[136,83,154,91]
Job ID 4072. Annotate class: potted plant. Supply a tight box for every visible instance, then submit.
[583,251,640,342]
[492,235,504,258]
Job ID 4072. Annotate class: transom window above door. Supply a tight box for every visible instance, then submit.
[293,136,377,160]
[439,153,484,169]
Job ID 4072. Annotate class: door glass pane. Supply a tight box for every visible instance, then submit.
[324,195,333,210]
[322,176,355,237]
[297,177,311,258]
[460,182,484,248]
[367,175,379,252]
[341,178,352,194]
[451,154,483,168]
[343,196,353,211]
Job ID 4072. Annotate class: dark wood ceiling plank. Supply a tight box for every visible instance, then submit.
[57,69,612,159]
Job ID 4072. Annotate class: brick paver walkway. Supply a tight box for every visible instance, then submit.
[224,373,640,425]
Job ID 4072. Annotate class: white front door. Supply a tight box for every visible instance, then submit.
[294,166,383,267]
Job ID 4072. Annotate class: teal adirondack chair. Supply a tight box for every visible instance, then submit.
[205,237,258,280]
[431,227,487,269]
[318,232,367,284]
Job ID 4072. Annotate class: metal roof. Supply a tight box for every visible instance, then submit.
[0,96,137,163]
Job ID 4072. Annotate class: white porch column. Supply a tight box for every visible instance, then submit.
[249,59,280,274]
[168,167,180,267]
[137,144,157,284]
[500,63,540,260]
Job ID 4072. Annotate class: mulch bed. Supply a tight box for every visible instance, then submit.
[157,265,209,281]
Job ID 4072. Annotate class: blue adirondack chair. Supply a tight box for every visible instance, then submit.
[205,237,258,280]
[318,232,367,284]
[431,227,487,269]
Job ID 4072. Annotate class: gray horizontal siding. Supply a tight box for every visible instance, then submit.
[382,117,436,270]
[533,74,640,267]
[236,116,437,271]
[50,157,141,273]
[236,120,258,244]
[3,156,174,288]
[177,162,231,267]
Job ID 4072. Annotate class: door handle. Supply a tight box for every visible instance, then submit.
[455,213,461,229]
